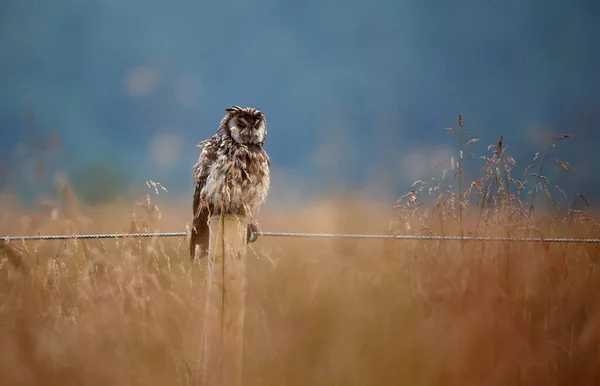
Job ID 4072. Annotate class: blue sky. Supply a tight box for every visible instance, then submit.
[1,0,599,204]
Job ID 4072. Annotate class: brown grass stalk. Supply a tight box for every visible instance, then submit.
[0,117,597,385]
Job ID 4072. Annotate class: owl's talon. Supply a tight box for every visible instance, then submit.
[247,223,259,244]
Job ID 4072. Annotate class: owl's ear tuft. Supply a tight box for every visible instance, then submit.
[225,106,241,114]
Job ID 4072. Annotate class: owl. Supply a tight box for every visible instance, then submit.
[190,106,271,263]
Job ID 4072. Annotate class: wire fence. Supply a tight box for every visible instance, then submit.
[2,231,600,244]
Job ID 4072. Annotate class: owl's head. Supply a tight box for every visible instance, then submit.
[222,106,267,146]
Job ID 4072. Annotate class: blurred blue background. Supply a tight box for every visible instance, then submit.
[0,0,598,206]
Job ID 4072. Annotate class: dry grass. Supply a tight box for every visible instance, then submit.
[1,120,600,386]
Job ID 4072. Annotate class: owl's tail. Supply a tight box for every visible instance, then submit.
[190,207,210,262]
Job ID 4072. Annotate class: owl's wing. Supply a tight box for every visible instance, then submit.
[259,147,270,168]
[190,138,218,261]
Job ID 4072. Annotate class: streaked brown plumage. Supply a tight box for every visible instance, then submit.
[190,106,270,263]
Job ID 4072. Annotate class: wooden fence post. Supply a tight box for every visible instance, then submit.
[201,213,248,386]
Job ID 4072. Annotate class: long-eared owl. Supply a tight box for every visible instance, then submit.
[190,106,270,262]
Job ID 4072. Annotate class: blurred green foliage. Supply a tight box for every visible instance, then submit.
[70,163,130,204]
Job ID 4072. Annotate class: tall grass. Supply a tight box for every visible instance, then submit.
[1,118,599,385]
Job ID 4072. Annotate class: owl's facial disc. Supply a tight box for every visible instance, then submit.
[253,119,267,144]
[228,114,267,146]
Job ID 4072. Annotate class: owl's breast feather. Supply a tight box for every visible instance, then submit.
[202,143,270,213]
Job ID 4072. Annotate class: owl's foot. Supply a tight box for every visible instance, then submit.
[247,222,259,244]
[192,244,208,265]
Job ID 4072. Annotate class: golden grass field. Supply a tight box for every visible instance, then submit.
[1,130,600,385]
